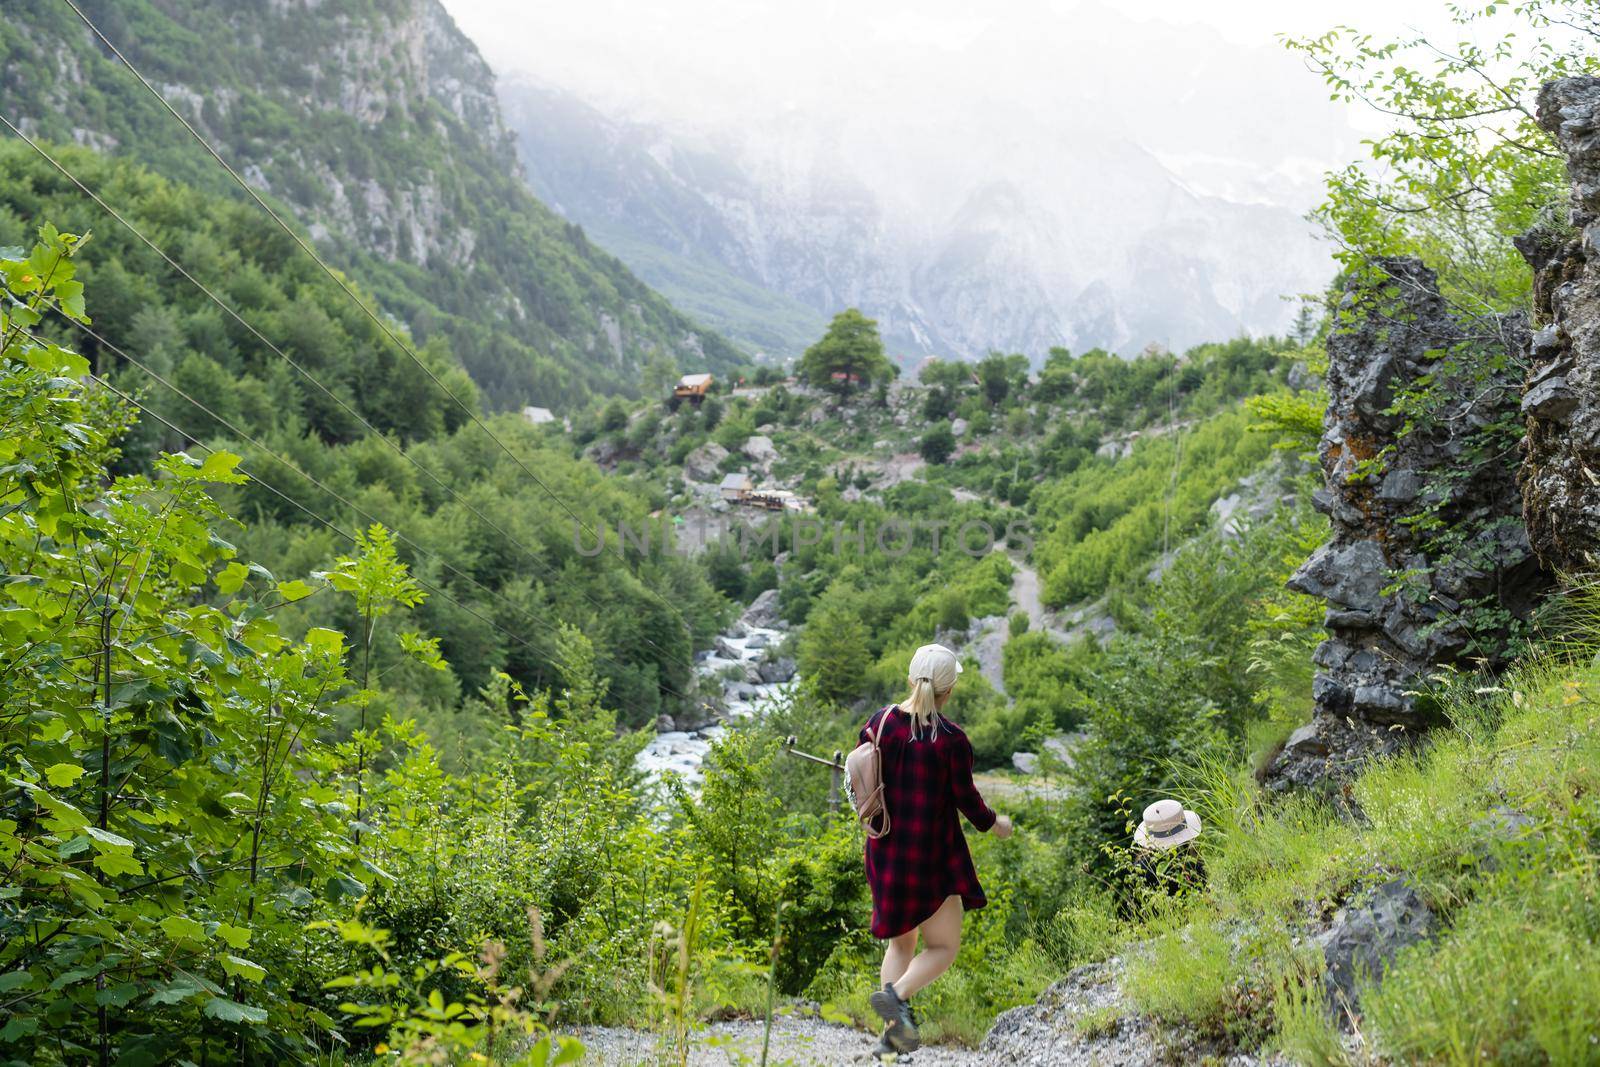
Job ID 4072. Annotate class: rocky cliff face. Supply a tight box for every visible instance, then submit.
[500,80,1333,364]
[1267,259,1546,790]
[1518,77,1600,575]
[2,0,744,406]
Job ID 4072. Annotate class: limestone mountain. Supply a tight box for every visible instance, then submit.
[497,60,1336,365]
[0,0,746,408]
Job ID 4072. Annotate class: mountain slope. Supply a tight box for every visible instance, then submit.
[500,83,827,359]
[0,0,746,408]
[497,78,1333,365]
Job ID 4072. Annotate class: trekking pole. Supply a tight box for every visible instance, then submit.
[783,736,845,815]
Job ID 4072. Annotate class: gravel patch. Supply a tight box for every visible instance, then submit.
[569,1015,985,1065]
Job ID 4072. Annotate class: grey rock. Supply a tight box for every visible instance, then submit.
[684,441,730,483]
[1520,77,1600,576]
[1316,880,1434,1017]
[1522,375,1578,420]
[654,714,675,732]
[1268,256,1548,790]
[744,632,770,650]
[982,958,1287,1067]
[951,417,969,437]
[1011,751,1040,775]
[1377,467,1425,503]
[1282,723,1327,759]
[757,657,796,684]
[740,588,785,629]
[742,434,777,464]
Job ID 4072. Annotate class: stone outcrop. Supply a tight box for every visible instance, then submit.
[683,441,729,483]
[1267,258,1547,789]
[1315,880,1433,1018]
[1517,77,1600,575]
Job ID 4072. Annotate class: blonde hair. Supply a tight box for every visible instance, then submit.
[904,643,962,738]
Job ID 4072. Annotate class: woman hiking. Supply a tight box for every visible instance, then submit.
[861,643,1013,1055]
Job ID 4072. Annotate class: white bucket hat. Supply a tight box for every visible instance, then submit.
[1133,798,1201,851]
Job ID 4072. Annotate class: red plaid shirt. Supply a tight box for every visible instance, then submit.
[861,705,996,939]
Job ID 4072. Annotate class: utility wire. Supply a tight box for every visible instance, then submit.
[41,316,708,712]
[83,370,559,670]
[56,0,700,646]
[87,366,713,723]
[0,111,690,671]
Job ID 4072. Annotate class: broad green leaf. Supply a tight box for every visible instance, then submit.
[93,852,144,878]
[220,955,265,983]
[85,826,134,852]
[146,977,207,1006]
[275,579,314,603]
[305,627,346,658]
[0,970,35,993]
[215,561,250,594]
[42,762,85,788]
[97,981,140,1007]
[214,923,251,950]
[160,915,206,943]
[196,451,247,484]
[202,997,267,1025]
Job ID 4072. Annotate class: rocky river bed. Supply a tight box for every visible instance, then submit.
[634,588,797,791]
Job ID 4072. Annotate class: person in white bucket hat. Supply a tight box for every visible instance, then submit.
[1134,798,1201,851]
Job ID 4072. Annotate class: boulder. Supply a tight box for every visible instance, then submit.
[654,714,675,733]
[683,441,729,483]
[951,417,969,437]
[740,588,785,629]
[757,657,796,684]
[1012,752,1040,775]
[742,435,778,464]
[1316,880,1433,1017]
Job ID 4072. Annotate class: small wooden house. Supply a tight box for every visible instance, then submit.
[719,471,754,502]
[672,373,714,407]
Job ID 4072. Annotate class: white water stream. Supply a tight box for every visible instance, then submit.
[633,623,794,791]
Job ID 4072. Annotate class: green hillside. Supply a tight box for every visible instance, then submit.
[0,0,748,409]
[0,143,728,732]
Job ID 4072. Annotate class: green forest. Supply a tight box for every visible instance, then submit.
[4,1,1600,1066]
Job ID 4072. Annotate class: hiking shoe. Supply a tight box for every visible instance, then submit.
[872,1033,900,1061]
[869,983,921,1052]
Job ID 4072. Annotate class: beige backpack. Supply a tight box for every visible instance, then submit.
[845,708,891,839]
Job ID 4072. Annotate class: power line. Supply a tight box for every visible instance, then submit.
[0,112,690,671]
[44,316,708,712]
[86,363,715,723]
[82,370,554,667]
[57,0,700,647]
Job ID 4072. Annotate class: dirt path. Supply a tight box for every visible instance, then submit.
[571,1017,986,1066]
[1006,557,1073,645]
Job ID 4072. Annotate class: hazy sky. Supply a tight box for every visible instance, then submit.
[439,0,1486,214]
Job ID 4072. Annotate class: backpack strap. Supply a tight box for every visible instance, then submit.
[866,705,895,748]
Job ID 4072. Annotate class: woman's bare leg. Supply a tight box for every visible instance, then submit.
[889,895,963,999]
[880,929,918,987]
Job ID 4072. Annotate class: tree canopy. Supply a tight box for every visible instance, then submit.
[797,308,894,393]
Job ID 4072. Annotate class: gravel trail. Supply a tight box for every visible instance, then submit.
[569,1016,985,1066]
